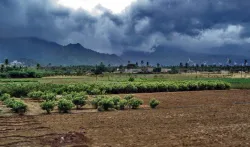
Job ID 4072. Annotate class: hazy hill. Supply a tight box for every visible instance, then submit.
[0,37,248,66]
[121,46,249,66]
[0,37,123,66]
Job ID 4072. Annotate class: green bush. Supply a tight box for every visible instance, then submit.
[91,96,104,109]
[128,77,135,82]
[72,95,88,109]
[28,91,44,99]
[89,88,101,95]
[118,99,128,110]
[149,98,160,109]
[128,98,143,109]
[63,94,74,100]
[58,99,74,113]
[98,97,114,111]
[3,98,15,108]
[40,101,56,114]
[0,93,11,101]
[41,93,56,101]
[124,94,134,101]
[112,96,121,105]
[111,96,121,109]
[8,84,31,97]
[11,100,27,114]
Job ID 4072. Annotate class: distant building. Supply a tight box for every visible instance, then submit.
[220,70,229,74]
[127,64,137,69]
[142,67,153,73]
[125,68,142,73]
[161,68,172,73]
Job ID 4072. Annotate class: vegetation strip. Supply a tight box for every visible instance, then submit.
[0,80,230,97]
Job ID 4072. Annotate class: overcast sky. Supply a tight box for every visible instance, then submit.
[1,0,250,55]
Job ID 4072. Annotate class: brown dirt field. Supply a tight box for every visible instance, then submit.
[1,90,250,147]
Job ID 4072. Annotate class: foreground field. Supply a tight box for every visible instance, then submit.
[1,90,250,146]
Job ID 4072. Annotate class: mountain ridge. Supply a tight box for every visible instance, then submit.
[0,37,123,66]
[0,37,249,66]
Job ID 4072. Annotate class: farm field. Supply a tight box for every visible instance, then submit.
[0,73,250,89]
[1,90,250,146]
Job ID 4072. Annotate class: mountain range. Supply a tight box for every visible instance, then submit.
[0,37,249,66]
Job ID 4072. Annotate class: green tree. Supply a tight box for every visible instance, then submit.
[185,62,189,68]
[0,64,4,72]
[141,60,144,67]
[4,59,9,66]
[157,63,160,68]
[36,63,41,70]
[94,62,106,75]
[244,59,248,66]
[179,62,183,67]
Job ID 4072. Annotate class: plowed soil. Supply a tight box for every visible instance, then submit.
[1,90,250,147]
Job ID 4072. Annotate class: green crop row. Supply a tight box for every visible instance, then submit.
[0,80,230,97]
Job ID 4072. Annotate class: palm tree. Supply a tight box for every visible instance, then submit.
[36,63,41,70]
[141,60,144,67]
[244,59,248,66]
[4,59,8,66]
[157,63,160,68]
[179,62,183,68]
[185,62,189,68]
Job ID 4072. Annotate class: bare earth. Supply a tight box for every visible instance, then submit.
[1,90,250,147]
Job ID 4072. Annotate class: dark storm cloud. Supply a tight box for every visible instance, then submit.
[1,0,250,54]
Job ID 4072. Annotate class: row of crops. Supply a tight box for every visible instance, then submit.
[0,92,160,115]
[0,80,230,97]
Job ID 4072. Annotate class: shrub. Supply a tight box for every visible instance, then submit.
[11,100,27,114]
[27,91,44,99]
[8,84,31,97]
[111,96,121,109]
[91,96,103,109]
[112,96,121,105]
[72,95,88,109]
[225,83,231,89]
[0,93,11,101]
[124,94,134,101]
[98,97,114,111]
[128,77,135,82]
[3,98,15,108]
[128,98,143,109]
[58,99,74,113]
[118,99,128,110]
[63,94,74,100]
[89,88,101,95]
[40,101,56,114]
[41,93,56,101]
[149,98,160,109]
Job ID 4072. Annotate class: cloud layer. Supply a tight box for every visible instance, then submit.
[1,0,250,55]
